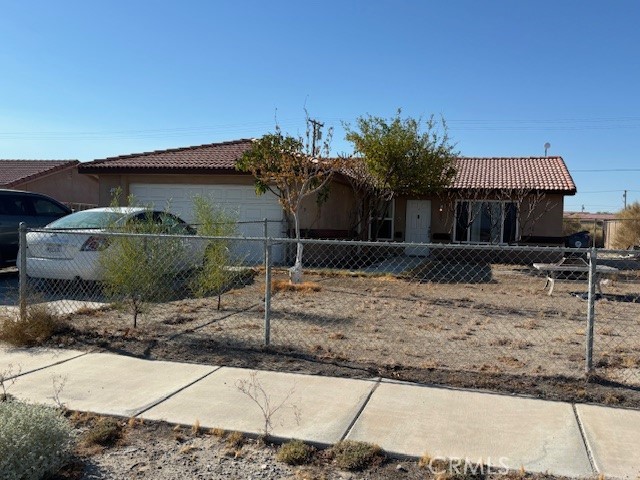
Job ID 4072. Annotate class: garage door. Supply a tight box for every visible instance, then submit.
[129,183,284,264]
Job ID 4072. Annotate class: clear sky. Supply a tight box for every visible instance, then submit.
[1,1,639,213]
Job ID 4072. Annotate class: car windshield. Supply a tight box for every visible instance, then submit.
[46,210,127,229]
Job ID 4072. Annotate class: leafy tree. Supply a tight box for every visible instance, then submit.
[237,118,345,283]
[612,202,640,249]
[343,110,458,238]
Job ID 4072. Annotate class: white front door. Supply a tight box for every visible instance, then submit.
[405,200,431,256]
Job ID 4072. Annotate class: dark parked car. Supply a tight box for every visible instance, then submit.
[0,189,72,265]
[565,230,591,248]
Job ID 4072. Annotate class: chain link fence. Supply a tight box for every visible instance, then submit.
[9,224,640,393]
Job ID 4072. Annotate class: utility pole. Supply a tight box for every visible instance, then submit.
[307,118,324,157]
[623,189,627,209]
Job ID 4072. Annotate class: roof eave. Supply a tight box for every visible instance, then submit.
[77,165,247,175]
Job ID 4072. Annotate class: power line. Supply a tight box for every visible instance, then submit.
[570,168,640,172]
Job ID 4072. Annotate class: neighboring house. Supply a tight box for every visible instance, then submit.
[79,140,576,262]
[0,160,98,209]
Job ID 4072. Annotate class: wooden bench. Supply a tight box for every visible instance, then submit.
[532,257,618,296]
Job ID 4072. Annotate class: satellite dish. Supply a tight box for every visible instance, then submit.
[544,142,551,156]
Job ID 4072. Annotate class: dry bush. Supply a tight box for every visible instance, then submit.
[276,439,315,465]
[272,279,321,293]
[612,203,640,249]
[81,417,123,447]
[0,304,65,347]
[329,440,383,471]
[226,431,245,448]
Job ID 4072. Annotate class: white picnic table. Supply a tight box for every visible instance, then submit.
[533,257,619,296]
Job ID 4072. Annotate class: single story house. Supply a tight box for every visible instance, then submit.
[78,140,576,261]
[0,159,98,209]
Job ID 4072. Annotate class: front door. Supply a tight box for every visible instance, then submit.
[405,200,431,256]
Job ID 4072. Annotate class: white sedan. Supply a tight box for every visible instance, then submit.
[22,207,206,281]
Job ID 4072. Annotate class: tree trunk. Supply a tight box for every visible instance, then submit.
[289,212,304,284]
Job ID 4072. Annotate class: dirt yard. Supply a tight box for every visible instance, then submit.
[46,265,640,409]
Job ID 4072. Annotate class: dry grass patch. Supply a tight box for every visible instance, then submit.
[81,417,123,448]
[272,279,322,293]
[329,440,383,471]
[276,439,315,465]
[0,304,66,347]
[226,431,245,448]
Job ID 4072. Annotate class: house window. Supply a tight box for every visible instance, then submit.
[454,200,517,243]
[369,199,394,241]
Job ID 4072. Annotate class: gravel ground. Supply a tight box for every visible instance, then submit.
[54,413,573,480]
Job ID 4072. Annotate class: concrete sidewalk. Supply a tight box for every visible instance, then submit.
[1,346,639,479]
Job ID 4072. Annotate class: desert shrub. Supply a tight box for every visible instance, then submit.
[562,217,583,236]
[82,417,123,447]
[612,203,640,249]
[99,195,185,328]
[0,304,64,347]
[189,195,237,304]
[0,400,74,480]
[330,440,383,471]
[276,439,314,465]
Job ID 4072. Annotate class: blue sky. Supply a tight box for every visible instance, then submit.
[1,1,639,212]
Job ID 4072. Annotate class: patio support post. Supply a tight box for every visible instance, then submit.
[19,222,27,321]
[264,236,272,346]
[585,246,597,374]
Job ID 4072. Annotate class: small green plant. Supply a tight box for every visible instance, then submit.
[276,439,314,465]
[82,417,123,447]
[0,400,74,480]
[0,304,64,347]
[189,195,238,309]
[330,440,383,471]
[99,192,184,328]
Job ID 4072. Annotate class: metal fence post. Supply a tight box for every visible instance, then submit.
[585,246,597,374]
[264,237,272,347]
[263,217,268,262]
[18,222,27,321]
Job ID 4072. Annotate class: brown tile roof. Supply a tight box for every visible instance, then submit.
[79,140,576,194]
[0,160,79,187]
[79,139,254,174]
[451,157,576,194]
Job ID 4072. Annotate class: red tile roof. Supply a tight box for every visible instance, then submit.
[451,157,576,194]
[79,139,254,174]
[79,140,576,194]
[0,160,79,187]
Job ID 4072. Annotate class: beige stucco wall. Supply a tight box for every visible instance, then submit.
[93,172,357,234]
[16,166,98,207]
[93,172,568,242]
[396,192,566,243]
[298,181,357,232]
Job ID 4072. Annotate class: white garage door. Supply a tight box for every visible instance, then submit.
[130,183,284,263]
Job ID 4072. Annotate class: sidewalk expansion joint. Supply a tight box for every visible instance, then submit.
[9,351,90,380]
[572,403,597,475]
[132,366,222,418]
[339,377,381,442]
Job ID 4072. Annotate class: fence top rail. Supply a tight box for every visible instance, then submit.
[26,227,599,252]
